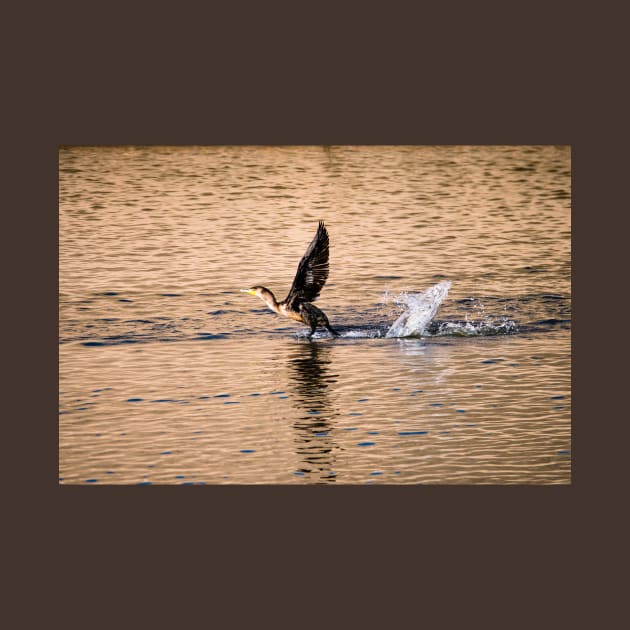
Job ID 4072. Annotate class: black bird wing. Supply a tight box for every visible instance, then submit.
[284,221,330,309]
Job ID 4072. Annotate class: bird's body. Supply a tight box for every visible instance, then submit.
[241,221,339,338]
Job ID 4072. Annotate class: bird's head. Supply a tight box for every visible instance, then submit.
[240,286,265,298]
[239,285,277,305]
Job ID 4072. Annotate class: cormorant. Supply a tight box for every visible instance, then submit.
[241,221,340,338]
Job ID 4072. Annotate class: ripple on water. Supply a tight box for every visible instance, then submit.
[60,146,571,486]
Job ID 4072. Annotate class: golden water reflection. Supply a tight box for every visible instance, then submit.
[59,146,571,484]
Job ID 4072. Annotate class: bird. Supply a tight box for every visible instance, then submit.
[241,221,340,338]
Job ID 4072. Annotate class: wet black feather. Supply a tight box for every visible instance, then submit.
[283,221,330,310]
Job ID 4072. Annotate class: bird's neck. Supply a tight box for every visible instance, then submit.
[258,288,280,314]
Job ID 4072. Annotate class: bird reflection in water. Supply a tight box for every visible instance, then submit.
[288,341,339,483]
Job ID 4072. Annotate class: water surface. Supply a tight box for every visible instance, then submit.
[59,145,571,484]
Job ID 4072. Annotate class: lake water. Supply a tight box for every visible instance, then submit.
[59,145,571,484]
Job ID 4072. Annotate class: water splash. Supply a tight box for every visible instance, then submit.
[429,318,518,336]
[296,327,384,340]
[385,281,452,338]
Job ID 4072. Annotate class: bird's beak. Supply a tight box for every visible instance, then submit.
[240,289,255,295]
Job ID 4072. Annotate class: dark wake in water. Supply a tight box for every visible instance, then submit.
[59,283,570,346]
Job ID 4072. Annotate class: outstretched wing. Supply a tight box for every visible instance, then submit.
[284,221,330,308]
